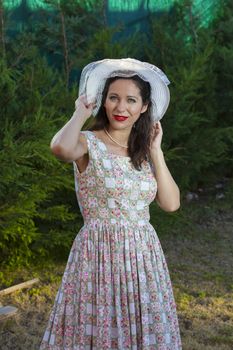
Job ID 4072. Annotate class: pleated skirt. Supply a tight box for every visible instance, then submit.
[40,220,182,350]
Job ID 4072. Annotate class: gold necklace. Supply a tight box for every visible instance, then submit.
[104,128,128,149]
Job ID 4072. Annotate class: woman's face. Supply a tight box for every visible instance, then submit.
[104,78,148,130]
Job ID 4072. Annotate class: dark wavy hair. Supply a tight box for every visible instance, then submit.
[89,75,153,170]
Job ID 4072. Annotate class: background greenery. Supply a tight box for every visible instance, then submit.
[0,0,232,268]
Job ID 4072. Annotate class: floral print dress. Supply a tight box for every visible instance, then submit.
[40,130,182,350]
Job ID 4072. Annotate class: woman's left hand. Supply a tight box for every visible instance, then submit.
[150,121,163,153]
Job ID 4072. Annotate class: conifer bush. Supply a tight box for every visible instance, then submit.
[144,0,233,188]
[0,50,81,267]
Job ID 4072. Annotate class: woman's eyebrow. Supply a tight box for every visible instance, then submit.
[127,95,138,99]
[108,92,138,99]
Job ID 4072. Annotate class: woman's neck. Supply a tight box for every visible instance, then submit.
[105,126,131,146]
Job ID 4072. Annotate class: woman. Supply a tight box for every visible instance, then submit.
[40,58,182,349]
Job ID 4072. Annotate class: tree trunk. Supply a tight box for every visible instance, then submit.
[59,4,70,89]
[0,0,6,59]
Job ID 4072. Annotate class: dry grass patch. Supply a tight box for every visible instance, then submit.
[0,264,64,350]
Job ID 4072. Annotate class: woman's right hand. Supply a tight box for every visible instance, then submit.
[74,95,96,121]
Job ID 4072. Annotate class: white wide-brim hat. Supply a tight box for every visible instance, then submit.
[79,58,170,122]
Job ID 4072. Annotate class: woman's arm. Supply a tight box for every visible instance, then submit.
[150,122,180,212]
[50,95,94,162]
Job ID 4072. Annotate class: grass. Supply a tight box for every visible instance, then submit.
[0,180,233,349]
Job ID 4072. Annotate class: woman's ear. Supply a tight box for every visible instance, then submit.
[141,103,148,114]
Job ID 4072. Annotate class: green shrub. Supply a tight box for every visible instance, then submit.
[0,54,82,267]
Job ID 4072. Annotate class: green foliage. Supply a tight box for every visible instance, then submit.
[79,27,143,65]
[213,0,233,127]
[0,52,82,267]
[144,0,233,188]
[25,0,104,85]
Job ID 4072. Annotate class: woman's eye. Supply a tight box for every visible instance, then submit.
[109,96,117,101]
[128,98,136,103]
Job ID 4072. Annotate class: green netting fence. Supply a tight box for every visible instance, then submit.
[2,0,222,29]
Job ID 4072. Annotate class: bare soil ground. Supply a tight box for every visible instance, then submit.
[0,190,233,350]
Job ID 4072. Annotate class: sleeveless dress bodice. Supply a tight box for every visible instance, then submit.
[74,131,157,227]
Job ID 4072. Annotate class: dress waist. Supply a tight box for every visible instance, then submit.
[83,218,151,230]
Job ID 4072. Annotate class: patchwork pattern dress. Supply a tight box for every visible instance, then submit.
[40,130,182,350]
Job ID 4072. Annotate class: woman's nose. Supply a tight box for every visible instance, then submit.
[116,99,126,112]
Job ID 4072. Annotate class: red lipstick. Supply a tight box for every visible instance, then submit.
[113,115,128,121]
